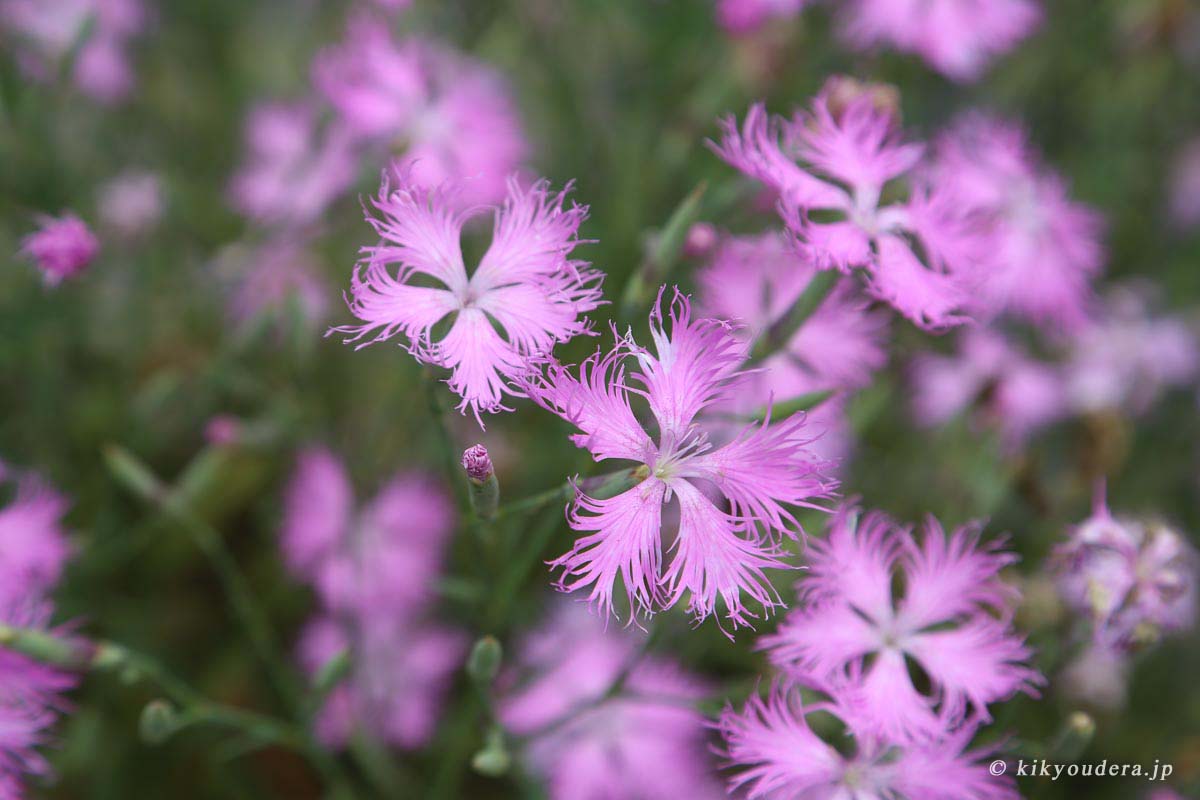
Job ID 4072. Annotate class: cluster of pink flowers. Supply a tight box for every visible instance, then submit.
[911,284,1198,449]
[0,464,76,797]
[279,448,466,749]
[499,604,723,800]
[713,80,1104,334]
[715,0,1041,82]
[19,214,100,287]
[335,171,602,422]
[0,0,147,103]
[229,12,528,230]
[313,14,528,210]
[719,503,1038,797]
[525,290,835,630]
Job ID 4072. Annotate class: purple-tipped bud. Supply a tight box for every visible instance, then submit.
[462,445,494,483]
[20,214,99,286]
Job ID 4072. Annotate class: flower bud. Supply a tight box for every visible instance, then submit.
[466,635,503,686]
[820,75,901,127]
[462,445,499,520]
[139,700,179,745]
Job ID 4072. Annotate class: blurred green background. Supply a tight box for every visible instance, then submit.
[2,0,1199,797]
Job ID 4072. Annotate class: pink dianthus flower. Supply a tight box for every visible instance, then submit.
[712,84,984,329]
[762,505,1041,741]
[525,289,835,630]
[19,214,99,286]
[334,171,602,423]
[839,0,1042,82]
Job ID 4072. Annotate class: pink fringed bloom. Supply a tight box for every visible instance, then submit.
[719,682,1018,800]
[839,0,1042,82]
[229,102,359,227]
[0,0,146,102]
[280,448,455,619]
[0,601,78,799]
[19,214,99,286]
[715,0,807,35]
[525,290,835,629]
[314,16,528,208]
[929,113,1104,329]
[911,328,1065,449]
[762,505,1041,741]
[0,469,71,606]
[297,615,465,750]
[712,85,982,329]
[1064,284,1199,417]
[335,171,602,422]
[98,171,163,238]
[1054,493,1198,650]
[499,604,723,800]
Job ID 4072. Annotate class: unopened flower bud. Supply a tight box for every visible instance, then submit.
[462,445,499,520]
[466,635,503,686]
[462,444,494,483]
[139,700,179,745]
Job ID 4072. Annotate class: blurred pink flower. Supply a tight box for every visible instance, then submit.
[1054,493,1198,650]
[0,601,78,799]
[98,171,163,238]
[929,113,1104,330]
[229,102,359,227]
[719,682,1019,799]
[712,85,983,329]
[1059,641,1129,710]
[0,0,146,102]
[715,0,807,35]
[525,290,835,629]
[696,231,888,395]
[0,469,71,606]
[1064,285,1199,416]
[1168,137,1200,230]
[19,214,99,286]
[762,505,1041,742]
[499,604,723,800]
[839,0,1042,82]
[911,328,1065,449]
[334,171,602,423]
[314,16,528,208]
[226,240,330,332]
[695,232,887,471]
[298,615,465,750]
[280,448,455,620]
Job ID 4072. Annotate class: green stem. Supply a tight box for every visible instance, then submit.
[618,182,708,322]
[103,445,305,716]
[422,368,465,510]
[746,270,841,366]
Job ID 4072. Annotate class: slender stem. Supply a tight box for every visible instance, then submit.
[492,481,576,520]
[0,624,353,793]
[516,622,662,741]
[618,182,708,322]
[422,368,466,510]
[103,445,305,715]
[746,270,841,366]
